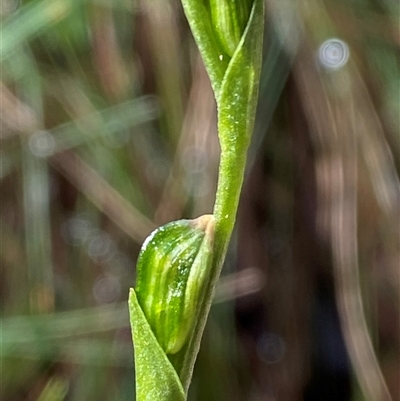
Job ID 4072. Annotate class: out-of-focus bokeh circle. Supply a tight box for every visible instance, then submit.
[318,38,350,70]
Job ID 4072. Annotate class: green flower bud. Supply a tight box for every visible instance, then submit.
[209,0,253,57]
[135,215,215,354]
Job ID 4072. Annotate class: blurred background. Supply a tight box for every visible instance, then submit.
[1,0,399,400]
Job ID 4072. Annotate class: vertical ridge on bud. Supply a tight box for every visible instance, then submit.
[135,215,215,354]
[209,0,253,57]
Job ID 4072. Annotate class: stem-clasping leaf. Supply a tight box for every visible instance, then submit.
[129,289,185,401]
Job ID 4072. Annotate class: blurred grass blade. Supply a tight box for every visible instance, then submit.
[17,48,55,314]
[22,150,54,313]
[50,150,155,243]
[36,377,69,401]
[1,0,79,60]
[49,96,159,153]
[248,30,291,168]
[1,302,128,344]
[2,338,134,367]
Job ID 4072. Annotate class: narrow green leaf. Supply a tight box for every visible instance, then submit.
[128,289,185,401]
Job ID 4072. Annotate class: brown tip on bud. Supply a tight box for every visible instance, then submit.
[191,214,215,243]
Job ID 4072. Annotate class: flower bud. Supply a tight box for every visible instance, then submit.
[135,215,215,354]
[209,0,253,57]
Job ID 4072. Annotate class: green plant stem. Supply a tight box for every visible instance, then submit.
[129,0,264,397]
[175,0,264,389]
[213,149,247,273]
[173,149,248,392]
